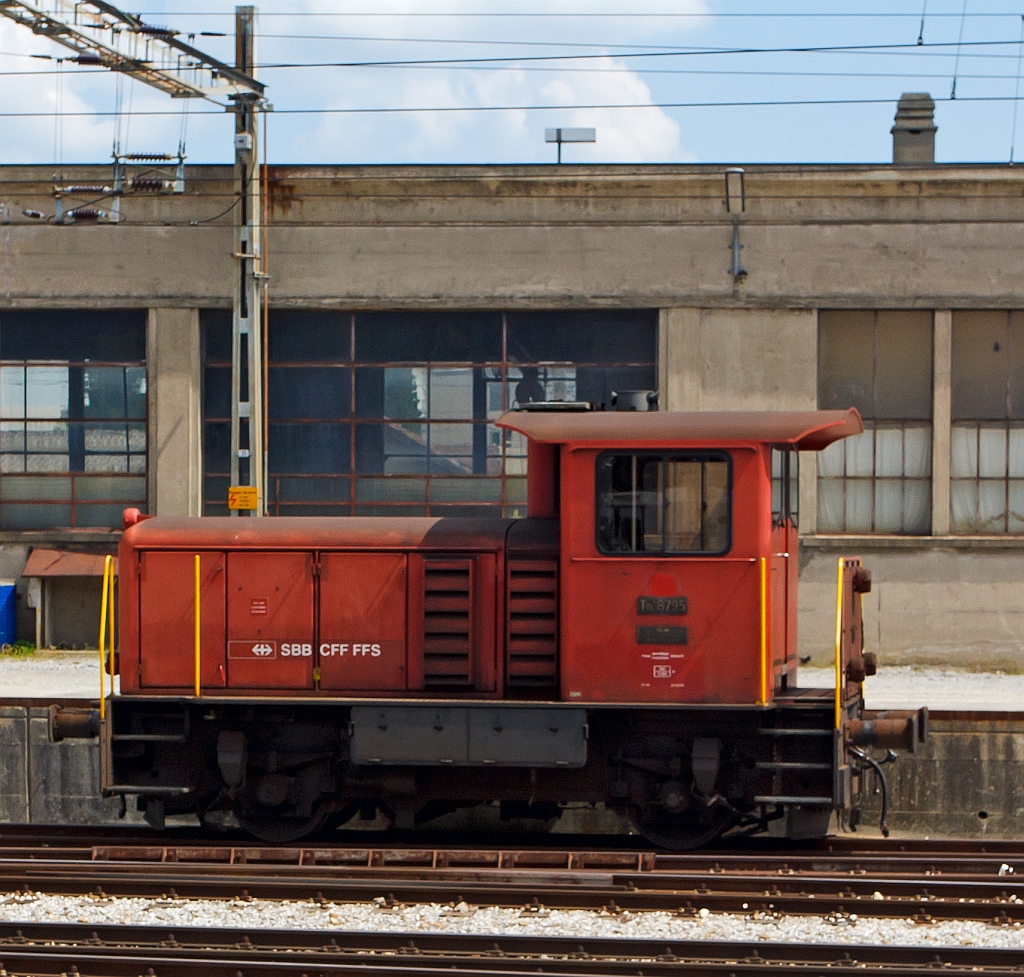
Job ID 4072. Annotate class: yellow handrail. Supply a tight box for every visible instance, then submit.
[833,557,845,730]
[107,561,115,694]
[97,557,109,716]
[758,556,768,705]
[194,554,201,697]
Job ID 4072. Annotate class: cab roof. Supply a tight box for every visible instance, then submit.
[495,408,863,451]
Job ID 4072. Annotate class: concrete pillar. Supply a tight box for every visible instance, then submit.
[661,308,817,413]
[799,309,820,535]
[147,308,203,517]
[931,310,952,536]
[660,308,702,411]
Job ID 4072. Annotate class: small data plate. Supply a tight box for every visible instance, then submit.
[636,625,688,645]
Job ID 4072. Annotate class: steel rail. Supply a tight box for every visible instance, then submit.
[0,842,1021,922]
[0,923,1021,976]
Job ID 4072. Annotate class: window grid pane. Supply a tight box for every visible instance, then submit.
[950,421,1024,534]
[816,310,933,535]
[950,310,1024,534]
[0,345,148,530]
[202,310,657,517]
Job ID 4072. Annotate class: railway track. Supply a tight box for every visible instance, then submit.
[0,923,1019,976]
[0,838,1021,923]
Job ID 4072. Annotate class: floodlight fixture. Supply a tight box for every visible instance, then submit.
[545,127,596,164]
[724,168,747,286]
[724,167,746,214]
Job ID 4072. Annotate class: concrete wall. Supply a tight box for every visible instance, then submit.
[660,308,817,412]
[858,716,1024,839]
[4,164,1024,310]
[0,706,128,824]
[800,542,1024,670]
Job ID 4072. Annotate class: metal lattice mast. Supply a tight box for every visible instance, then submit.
[0,1,263,100]
[229,5,264,516]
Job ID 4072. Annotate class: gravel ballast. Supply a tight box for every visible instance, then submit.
[0,891,1021,948]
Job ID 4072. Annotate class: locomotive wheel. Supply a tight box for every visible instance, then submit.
[629,805,735,851]
[240,804,331,843]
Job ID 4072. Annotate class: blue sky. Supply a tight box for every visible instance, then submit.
[4,1,1024,165]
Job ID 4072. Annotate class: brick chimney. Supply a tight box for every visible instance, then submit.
[892,93,936,165]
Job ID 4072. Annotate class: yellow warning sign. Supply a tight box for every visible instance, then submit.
[227,485,260,510]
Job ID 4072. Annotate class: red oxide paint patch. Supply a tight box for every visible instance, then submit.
[648,572,678,597]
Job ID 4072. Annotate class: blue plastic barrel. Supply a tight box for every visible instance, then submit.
[0,581,16,648]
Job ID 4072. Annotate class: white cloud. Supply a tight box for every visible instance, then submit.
[0,0,710,164]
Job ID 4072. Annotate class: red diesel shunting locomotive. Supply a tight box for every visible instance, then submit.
[71,406,925,847]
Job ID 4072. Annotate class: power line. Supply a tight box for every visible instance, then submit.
[2,93,1022,120]
[951,0,971,98]
[9,39,1024,71]
[234,38,1024,70]
[136,10,1024,17]
[9,64,1024,81]
[1010,14,1024,161]
[216,38,1024,68]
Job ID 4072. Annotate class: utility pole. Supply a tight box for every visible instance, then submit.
[230,5,264,517]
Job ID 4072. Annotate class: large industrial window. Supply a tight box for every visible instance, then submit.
[596,453,730,555]
[0,311,147,529]
[817,310,933,534]
[950,311,1024,533]
[202,310,656,516]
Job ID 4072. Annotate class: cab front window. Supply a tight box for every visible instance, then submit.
[596,452,731,555]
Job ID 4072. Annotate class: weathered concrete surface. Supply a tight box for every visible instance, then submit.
[858,716,1024,839]
[0,707,28,823]
[147,308,202,518]
[661,308,817,412]
[0,705,129,825]
[4,164,1024,309]
[800,542,1024,669]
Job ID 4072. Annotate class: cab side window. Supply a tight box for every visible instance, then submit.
[596,452,731,555]
[771,447,800,528]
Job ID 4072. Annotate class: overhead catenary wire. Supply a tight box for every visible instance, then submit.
[229,37,1024,69]
[5,92,1024,120]
[9,38,1024,75]
[951,0,971,97]
[14,64,1024,80]
[1010,15,1024,162]
[52,57,63,183]
[134,9,1024,17]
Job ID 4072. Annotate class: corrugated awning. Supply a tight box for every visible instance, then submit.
[495,408,863,451]
[22,549,117,578]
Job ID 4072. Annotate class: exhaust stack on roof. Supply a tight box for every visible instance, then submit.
[892,93,936,165]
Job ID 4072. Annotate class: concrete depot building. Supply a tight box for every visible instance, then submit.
[1,96,1023,669]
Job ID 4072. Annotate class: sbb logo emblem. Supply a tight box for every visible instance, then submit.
[228,640,278,660]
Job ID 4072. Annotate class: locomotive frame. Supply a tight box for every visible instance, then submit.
[74,407,925,847]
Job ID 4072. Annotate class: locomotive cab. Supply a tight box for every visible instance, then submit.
[497,408,860,706]
[87,407,917,848]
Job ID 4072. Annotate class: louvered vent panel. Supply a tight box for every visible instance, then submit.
[422,559,473,687]
[506,558,558,691]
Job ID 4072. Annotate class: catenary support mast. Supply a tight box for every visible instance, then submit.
[230,5,264,516]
